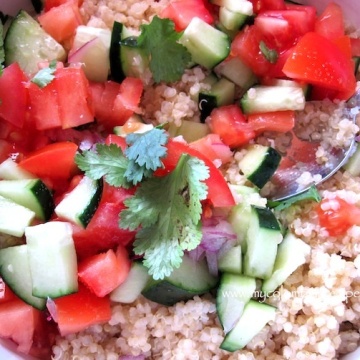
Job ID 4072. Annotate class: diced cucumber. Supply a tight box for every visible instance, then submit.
[25,221,78,299]
[110,261,150,303]
[198,77,235,122]
[343,143,360,176]
[243,205,282,280]
[220,299,276,351]
[263,78,309,96]
[142,254,218,306]
[218,245,242,274]
[238,144,281,189]
[0,158,35,180]
[219,6,249,31]
[215,56,257,90]
[0,179,54,221]
[4,10,66,76]
[167,120,210,142]
[211,0,253,15]
[262,233,310,294]
[72,25,112,52]
[0,195,35,237]
[55,176,102,228]
[217,273,256,333]
[241,85,306,114]
[179,18,230,70]
[120,36,149,79]
[0,245,46,310]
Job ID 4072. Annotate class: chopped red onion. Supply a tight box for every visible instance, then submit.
[205,251,219,276]
[46,298,58,323]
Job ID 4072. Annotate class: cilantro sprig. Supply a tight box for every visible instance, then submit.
[120,154,209,279]
[31,60,57,88]
[75,128,209,279]
[75,128,168,187]
[134,16,192,83]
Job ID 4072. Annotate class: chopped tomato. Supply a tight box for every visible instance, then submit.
[314,2,345,40]
[250,0,286,14]
[316,197,360,236]
[160,0,214,31]
[105,134,127,151]
[231,25,271,77]
[72,184,136,259]
[44,0,83,12]
[38,1,82,43]
[51,284,111,336]
[283,32,356,100]
[0,298,43,354]
[0,63,28,128]
[247,110,295,134]
[78,246,131,297]
[27,81,62,131]
[155,139,235,207]
[207,105,256,148]
[90,78,143,131]
[19,141,79,180]
[189,134,233,165]
[55,67,95,129]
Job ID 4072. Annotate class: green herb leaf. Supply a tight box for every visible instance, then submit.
[75,143,133,188]
[259,40,278,64]
[125,128,168,184]
[268,185,322,211]
[120,154,209,279]
[137,16,192,83]
[31,60,57,88]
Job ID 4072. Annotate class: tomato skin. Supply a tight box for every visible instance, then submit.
[72,184,136,259]
[250,0,286,14]
[350,37,360,57]
[19,141,79,180]
[317,197,360,236]
[38,1,82,43]
[105,134,127,151]
[283,32,356,100]
[207,105,256,148]
[0,63,28,128]
[160,0,214,31]
[189,134,233,165]
[78,246,130,297]
[52,284,111,336]
[247,110,295,134]
[154,139,235,207]
[314,2,345,40]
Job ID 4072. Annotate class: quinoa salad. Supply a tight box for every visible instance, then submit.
[1,0,360,360]
[50,0,360,359]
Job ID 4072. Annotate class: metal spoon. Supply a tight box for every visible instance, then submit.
[267,89,360,202]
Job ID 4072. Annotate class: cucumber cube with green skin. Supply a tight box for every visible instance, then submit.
[216,273,256,333]
[0,195,35,237]
[218,245,242,274]
[0,158,36,180]
[25,221,78,299]
[0,245,46,310]
[243,205,283,280]
[262,232,311,294]
[179,17,230,70]
[0,179,54,221]
[220,299,276,351]
[141,254,218,306]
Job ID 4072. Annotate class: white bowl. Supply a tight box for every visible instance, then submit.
[0,0,359,359]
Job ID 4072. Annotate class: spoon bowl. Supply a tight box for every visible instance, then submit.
[268,89,360,201]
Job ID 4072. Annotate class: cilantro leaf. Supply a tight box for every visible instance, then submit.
[0,22,4,76]
[120,154,209,279]
[75,143,133,188]
[125,128,168,184]
[137,16,192,83]
[268,185,322,211]
[31,60,57,88]
[259,40,278,64]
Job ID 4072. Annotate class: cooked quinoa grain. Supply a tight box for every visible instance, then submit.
[51,1,360,359]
